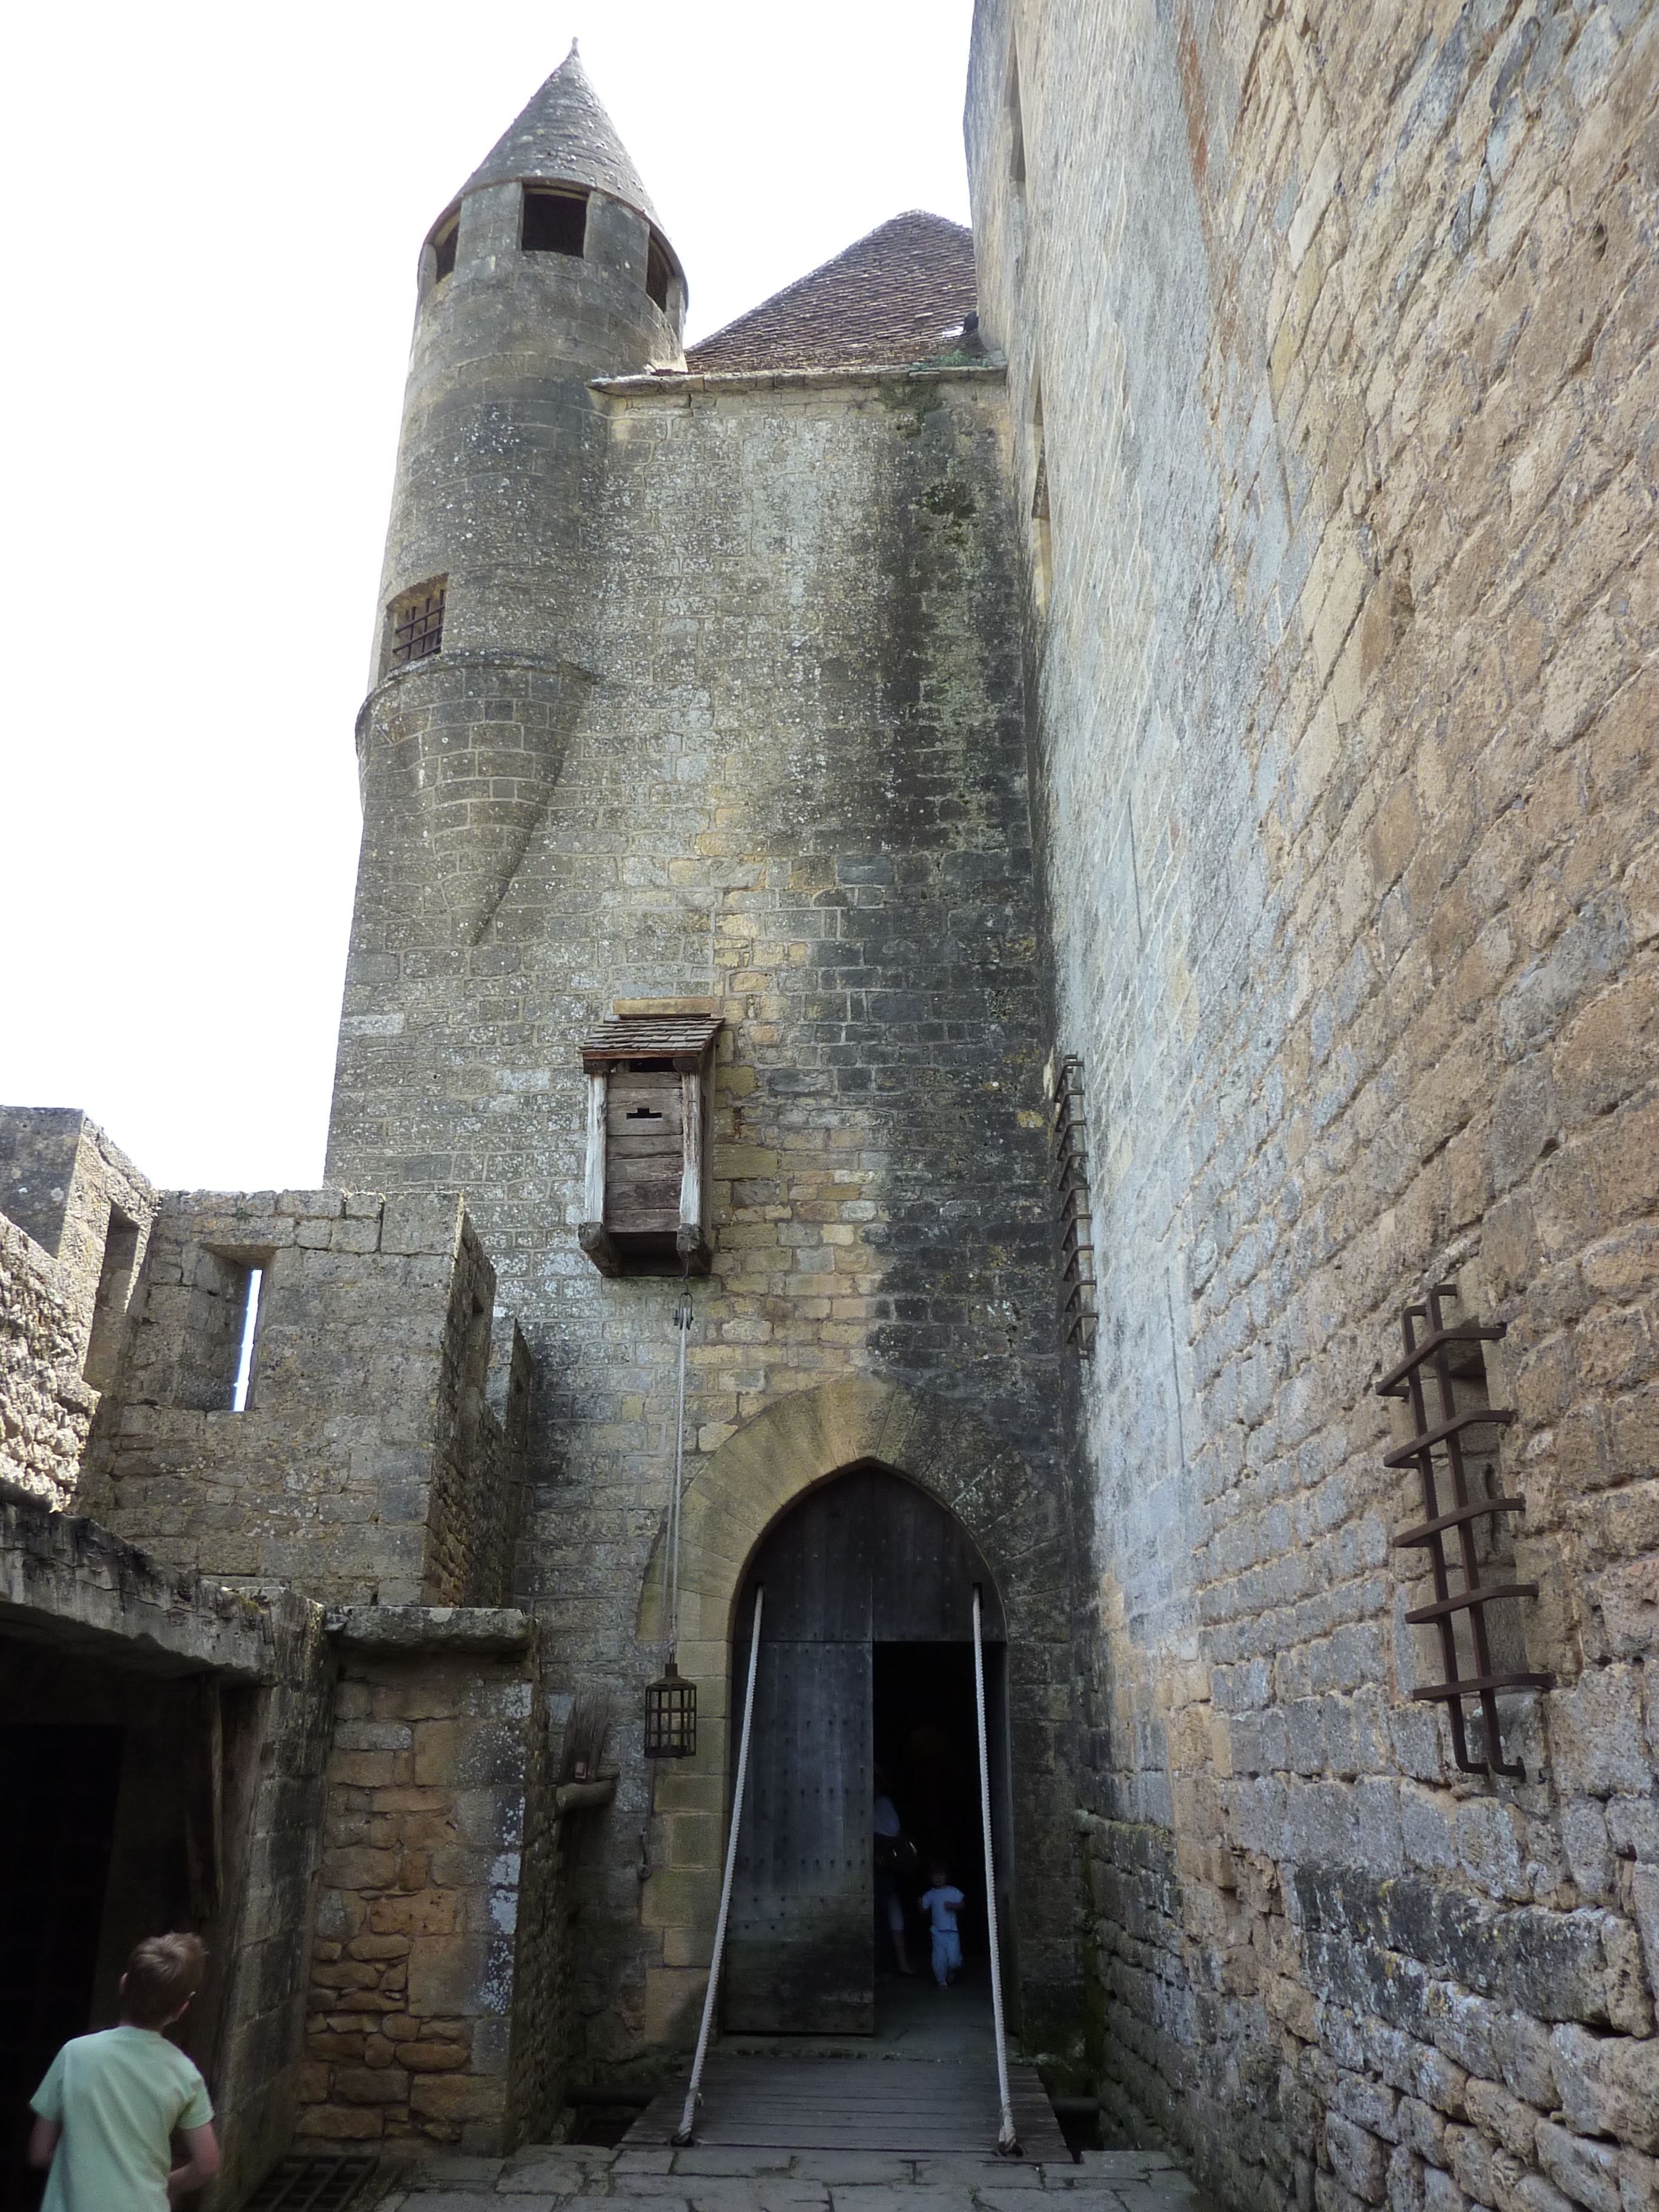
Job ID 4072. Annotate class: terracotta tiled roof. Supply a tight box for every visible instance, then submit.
[685,212,976,375]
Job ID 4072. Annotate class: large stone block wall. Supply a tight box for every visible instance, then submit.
[1,1109,158,1504]
[967,0,1659,2204]
[1,1211,99,1506]
[326,364,1081,2060]
[0,1108,157,1336]
[82,1187,529,1607]
[298,1620,550,2156]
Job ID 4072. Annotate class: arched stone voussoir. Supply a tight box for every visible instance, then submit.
[634,1375,1040,1643]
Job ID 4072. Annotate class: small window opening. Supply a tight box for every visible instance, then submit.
[389,578,446,669]
[433,216,459,282]
[646,230,672,312]
[83,1206,141,1391]
[232,1267,263,1413]
[626,1105,665,1122]
[522,187,588,256]
[1008,54,1027,187]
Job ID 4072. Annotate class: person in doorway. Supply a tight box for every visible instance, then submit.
[873,1771,917,1975]
[919,1861,966,1987]
[27,1932,218,2211]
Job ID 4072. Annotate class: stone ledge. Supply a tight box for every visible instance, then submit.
[0,1490,276,1680]
[325,1605,532,1656]
[591,360,1008,400]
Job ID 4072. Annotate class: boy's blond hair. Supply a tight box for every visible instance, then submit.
[121,1934,206,2029]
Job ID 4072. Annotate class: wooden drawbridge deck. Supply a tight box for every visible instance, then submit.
[624,2053,1068,2159]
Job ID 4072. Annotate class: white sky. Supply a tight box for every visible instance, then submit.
[0,2,974,1194]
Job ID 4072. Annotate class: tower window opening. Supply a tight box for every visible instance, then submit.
[1008,53,1027,187]
[82,1205,141,1392]
[232,1267,264,1413]
[433,216,459,282]
[389,578,446,669]
[646,230,672,311]
[522,187,588,256]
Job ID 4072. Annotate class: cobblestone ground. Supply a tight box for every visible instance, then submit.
[375,2142,1216,2212]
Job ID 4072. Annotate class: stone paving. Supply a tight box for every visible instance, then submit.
[374,2142,1215,2212]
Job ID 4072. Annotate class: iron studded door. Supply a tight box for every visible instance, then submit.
[724,1472,876,2033]
[720,1468,1004,2034]
[723,1637,873,2033]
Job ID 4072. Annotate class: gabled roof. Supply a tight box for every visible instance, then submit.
[580,1016,723,1070]
[462,42,662,227]
[685,212,976,374]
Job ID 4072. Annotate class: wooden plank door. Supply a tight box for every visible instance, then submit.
[724,1474,875,2033]
[723,1637,873,2033]
[719,1469,1007,2035]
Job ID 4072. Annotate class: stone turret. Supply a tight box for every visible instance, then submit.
[374,44,685,681]
[339,46,683,967]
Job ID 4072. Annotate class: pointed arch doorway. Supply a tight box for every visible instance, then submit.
[724,1463,1011,2036]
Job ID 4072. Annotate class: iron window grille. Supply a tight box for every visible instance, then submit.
[1050,1054,1096,1355]
[389,583,444,668]
[1378,1284,1552,1778]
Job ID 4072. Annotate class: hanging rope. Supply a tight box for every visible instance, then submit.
[674,1583,764,2147]
[658,1285,693,1659]
[973,1585,1020,2156]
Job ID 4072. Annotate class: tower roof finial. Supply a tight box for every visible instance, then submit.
[461,43,660,227]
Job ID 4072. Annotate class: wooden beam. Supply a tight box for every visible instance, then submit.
[579,1222,624,1276]
[679,1070,702,1242]
[579,1073,611,1270]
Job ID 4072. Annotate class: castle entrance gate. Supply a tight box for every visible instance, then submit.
[723,1466,1009,2036]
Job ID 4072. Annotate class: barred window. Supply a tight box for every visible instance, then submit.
[388,580,446,670]
[1048,1053,1096,1355]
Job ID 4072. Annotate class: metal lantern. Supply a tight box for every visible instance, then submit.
[645,1660,695,1759]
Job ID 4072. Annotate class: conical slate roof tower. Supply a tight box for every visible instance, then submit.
[463,40,663,223]
[341,49,685,953]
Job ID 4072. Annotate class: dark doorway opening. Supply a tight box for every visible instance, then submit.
[0,1726,124,2212]
[873,1641,986,1969]
[723,1466,1013,2039]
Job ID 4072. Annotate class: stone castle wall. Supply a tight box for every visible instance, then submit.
[327,363,1082,2058]
[1,1212,99,1506]
[82,1187,529,1607]
[300,1615,550,2157]
[967,0,1659,2204]
[1,1109,158,1505]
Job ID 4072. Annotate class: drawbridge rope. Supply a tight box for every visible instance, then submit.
[973,1585,1020,2155]
[660,1289,692,1657]
[674,1583,764,2147]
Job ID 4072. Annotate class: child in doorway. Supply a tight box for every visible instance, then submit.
[28,1932,218,2211]
[919,1862,965,1987]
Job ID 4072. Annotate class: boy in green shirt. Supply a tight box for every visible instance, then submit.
[28,1933,218,2211]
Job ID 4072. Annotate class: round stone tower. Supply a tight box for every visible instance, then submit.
[344,46,685,955]
[374,42,685,677]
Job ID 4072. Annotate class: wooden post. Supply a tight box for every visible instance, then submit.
[579,1071,623,1276]
[677,1068,703,1259]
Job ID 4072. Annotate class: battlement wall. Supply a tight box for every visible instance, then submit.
[82,1187,531,1609]
[1,1108,158,1506]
